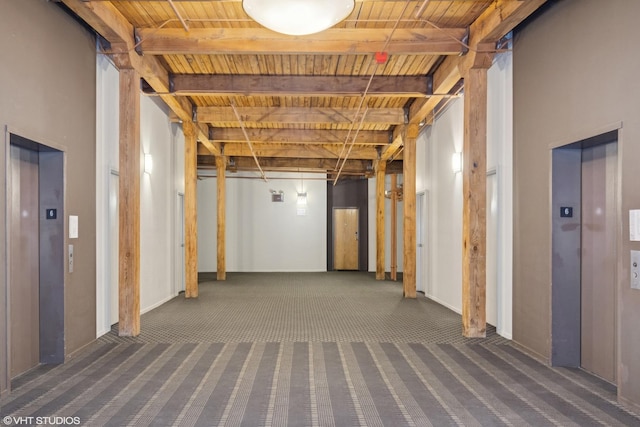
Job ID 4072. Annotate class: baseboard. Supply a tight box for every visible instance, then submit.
[96,327,111,338]
[66,338,98,362]
[424,294,462,315]
[619,395,640,417]
[141,294,175,315]
[509,340,550,365]
[497,329,513,340]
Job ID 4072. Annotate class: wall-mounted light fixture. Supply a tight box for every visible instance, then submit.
[242,0,354,36]
[144,153,153,174]
[451,152,462,174]
[297,192,308,205]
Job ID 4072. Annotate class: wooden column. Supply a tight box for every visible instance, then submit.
[462,67,488,337]
[390,174,398,281]
[375,161,386,280]
[184,122,199,298]
[403,124,419,298]
[216,155,226,280]
[118,68,141,336]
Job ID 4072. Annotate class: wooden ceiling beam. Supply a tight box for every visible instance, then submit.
[202,142,382,160]
[136,27,467,55]
[198,156,404,175]
[100,0,445,2]
[209,128,391,146]
[408,0,547,125]
[194,106,405,125]
[380,127,405,161]
[169,75,430,98]
[60,0,220,155]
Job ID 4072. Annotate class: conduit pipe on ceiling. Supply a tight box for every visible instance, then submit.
[332,0,412,185]
[167,0,189,31]
[230,101,268,182]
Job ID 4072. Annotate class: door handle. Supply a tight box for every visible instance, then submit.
[355,231,358,241]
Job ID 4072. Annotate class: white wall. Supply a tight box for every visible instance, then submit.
[487,50,514,339]
[421,98,465,313]
[139,95,180,313]
[198,172,327,272]
[95,53,120,336]
[416,51,513,338]
[367,175,404,273]
[96,55,184,336]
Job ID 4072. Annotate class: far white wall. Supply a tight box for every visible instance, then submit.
[198,172,327,272]
[96,54,185,336]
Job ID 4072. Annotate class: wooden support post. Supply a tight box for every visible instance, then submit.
[390,174,398,281]
[375,161,386,280]
[403,124,419,298]
[216,155,226,280]
[462,67,487,337]
[118,68,141,336]
[184,122,198,298]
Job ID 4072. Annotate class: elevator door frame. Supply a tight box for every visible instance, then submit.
[3,131,65,390]
[551,129,620,384]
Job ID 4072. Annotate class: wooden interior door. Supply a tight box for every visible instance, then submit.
[333,208,359,270]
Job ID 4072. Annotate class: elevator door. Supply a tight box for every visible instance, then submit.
[581,142,617,383]
[9,145,40,377]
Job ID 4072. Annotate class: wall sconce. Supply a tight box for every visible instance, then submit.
[451,152,462,173]
[297,192,308,205]
[144,153,153,174]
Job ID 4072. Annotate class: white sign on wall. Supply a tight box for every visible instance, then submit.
[69,215,79,239]
[630,210,640,242]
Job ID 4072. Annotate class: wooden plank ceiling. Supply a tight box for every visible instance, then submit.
[59,0,543,179]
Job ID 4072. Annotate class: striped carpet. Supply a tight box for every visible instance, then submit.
[1,272,638,426]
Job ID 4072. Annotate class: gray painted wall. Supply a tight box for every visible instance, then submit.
[0,0,97,395]
[513,0,640,410]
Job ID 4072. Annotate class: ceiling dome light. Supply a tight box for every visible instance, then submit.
[243,0,354,36]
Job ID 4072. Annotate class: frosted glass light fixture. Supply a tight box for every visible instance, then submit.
[297,192,308,205]
[451,152,462,173]
[144,153,153,174]
[243,0,355,36]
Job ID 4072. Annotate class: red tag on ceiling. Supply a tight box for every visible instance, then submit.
[375,52,388,64]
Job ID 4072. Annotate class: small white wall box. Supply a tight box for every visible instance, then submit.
[69,215,79,239]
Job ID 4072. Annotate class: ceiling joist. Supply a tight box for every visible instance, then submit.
[166,75,431,98]
[198,156,402,175]
[208,128,391,146]
[189,106,405,126]
[199,142,386,160]
[135,27,468,56]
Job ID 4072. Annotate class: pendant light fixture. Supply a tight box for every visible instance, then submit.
[243,0,355,36]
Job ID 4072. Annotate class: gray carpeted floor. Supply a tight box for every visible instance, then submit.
[1,272,638,426]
